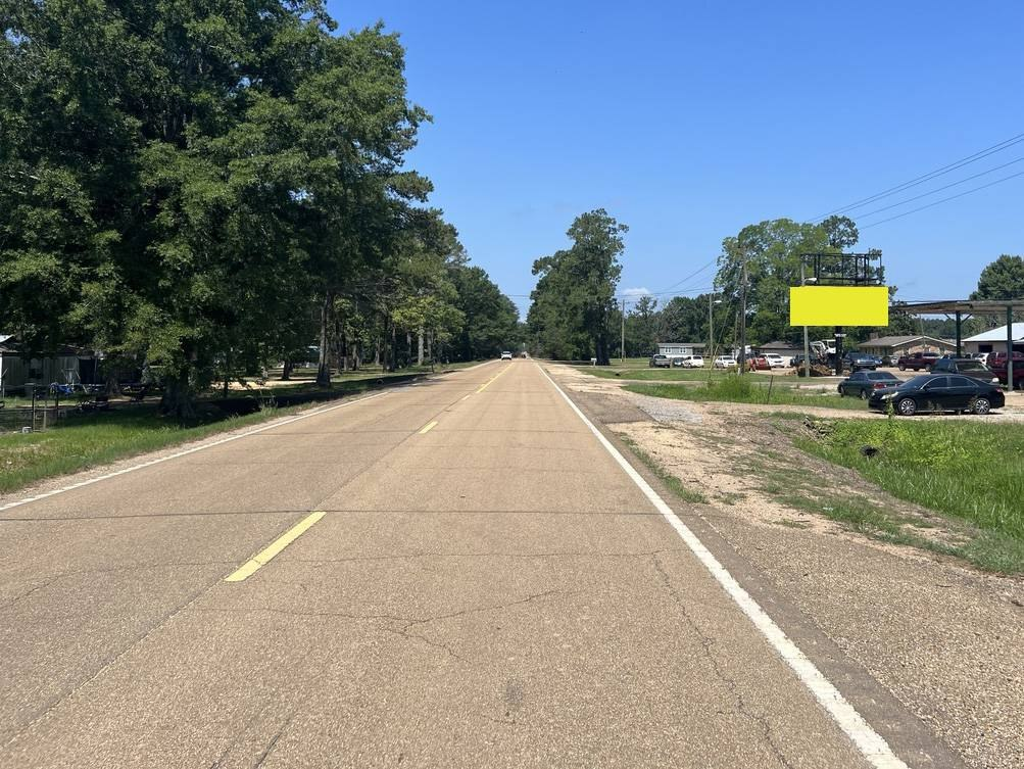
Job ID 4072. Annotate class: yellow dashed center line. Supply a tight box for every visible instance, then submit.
[418,420,439,435]
[224,511,326,582]
[476,363,513,393]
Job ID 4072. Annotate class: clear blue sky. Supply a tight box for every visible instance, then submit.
[328,0,1024,317]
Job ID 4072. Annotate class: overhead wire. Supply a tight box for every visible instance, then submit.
[859,169,1024,229]
[853,155,1024,220]
[648,257,718,295]
[809,130,1024,220]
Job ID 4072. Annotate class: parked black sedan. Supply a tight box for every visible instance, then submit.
[868,374,1005,416]
[838,370,901,399]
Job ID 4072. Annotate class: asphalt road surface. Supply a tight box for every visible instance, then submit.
[1,361,916,768]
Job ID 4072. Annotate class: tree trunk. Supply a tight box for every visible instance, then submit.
[595,332,610,366]
[161,373,196,423]
[280,359,293,381]
[417,328,424,366]
[316,291,333,387]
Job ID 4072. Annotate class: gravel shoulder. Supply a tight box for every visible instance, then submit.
[548,363,1024,769]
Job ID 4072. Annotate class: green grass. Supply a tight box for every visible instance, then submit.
[616,434,708,504]
[623,375,867,411]
[0,405,311,494]
[575,366,729,382]
[795,418,1024,573]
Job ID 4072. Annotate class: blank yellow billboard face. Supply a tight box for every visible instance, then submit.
[789,286,889,326]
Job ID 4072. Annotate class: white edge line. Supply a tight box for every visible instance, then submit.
[0,389,394,514]
[537,363,910,769]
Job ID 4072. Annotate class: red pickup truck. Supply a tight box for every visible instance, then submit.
[896,351,941,371]
[987,351,1024,388]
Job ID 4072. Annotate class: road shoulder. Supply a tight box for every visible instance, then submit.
[545,362,1024,769]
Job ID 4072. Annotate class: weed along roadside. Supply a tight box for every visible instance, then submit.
[793,416,1024,573]
[556,363,1024,575]
[624,375,870,411]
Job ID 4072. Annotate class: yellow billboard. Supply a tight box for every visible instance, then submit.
[789,286,889,326]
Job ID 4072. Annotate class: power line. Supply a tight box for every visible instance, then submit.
[618,286,716,304]
[650,258,717,295]
[809,130,1024,221]
[645,284,717,298]
[856,155,1024,219]
[860,169,1024,229]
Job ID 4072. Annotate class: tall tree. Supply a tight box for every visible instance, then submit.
[451,266,519,360]
[0,3,431,416]
[971,255,1024,300]
[716,219,831,346]
[657,295,708,346]
[625,295,658,356]
[528,209,627,363]
[820,215,859,249]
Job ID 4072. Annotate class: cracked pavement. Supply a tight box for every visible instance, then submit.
[0,361,934,767]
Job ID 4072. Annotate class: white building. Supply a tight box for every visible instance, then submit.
[657,342,706,358]
[962,323,1024,355]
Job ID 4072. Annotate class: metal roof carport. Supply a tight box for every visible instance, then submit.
[899,299,1024,387]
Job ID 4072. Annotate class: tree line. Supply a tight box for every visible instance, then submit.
[528,207,1022,360]
[0,1,519,418]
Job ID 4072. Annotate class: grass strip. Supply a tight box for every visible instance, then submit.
[0,405,312,495]
[624,376,867,411]
[793,418,1024,573]
[575,366,731,382]
[616,434,708,504]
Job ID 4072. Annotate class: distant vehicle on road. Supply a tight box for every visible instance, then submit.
[500,351,513,360]
[837,370,901,399]
[713,355,737,369]
[868,374,1004,416]
[930,357,998,383]
[649,353,672,368]
[896,351,940,371]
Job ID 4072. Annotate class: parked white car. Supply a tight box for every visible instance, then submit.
[713,355,737,369]
[500,351,513,360]
[673,354,704,368]
[763,353,786,369]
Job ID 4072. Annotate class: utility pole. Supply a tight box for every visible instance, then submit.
[708,292,714,359]
[801,262,811,378]
[738,248,748,374]
[620,298,626,361]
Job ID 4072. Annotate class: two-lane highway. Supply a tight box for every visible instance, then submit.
[2,361,891,767]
